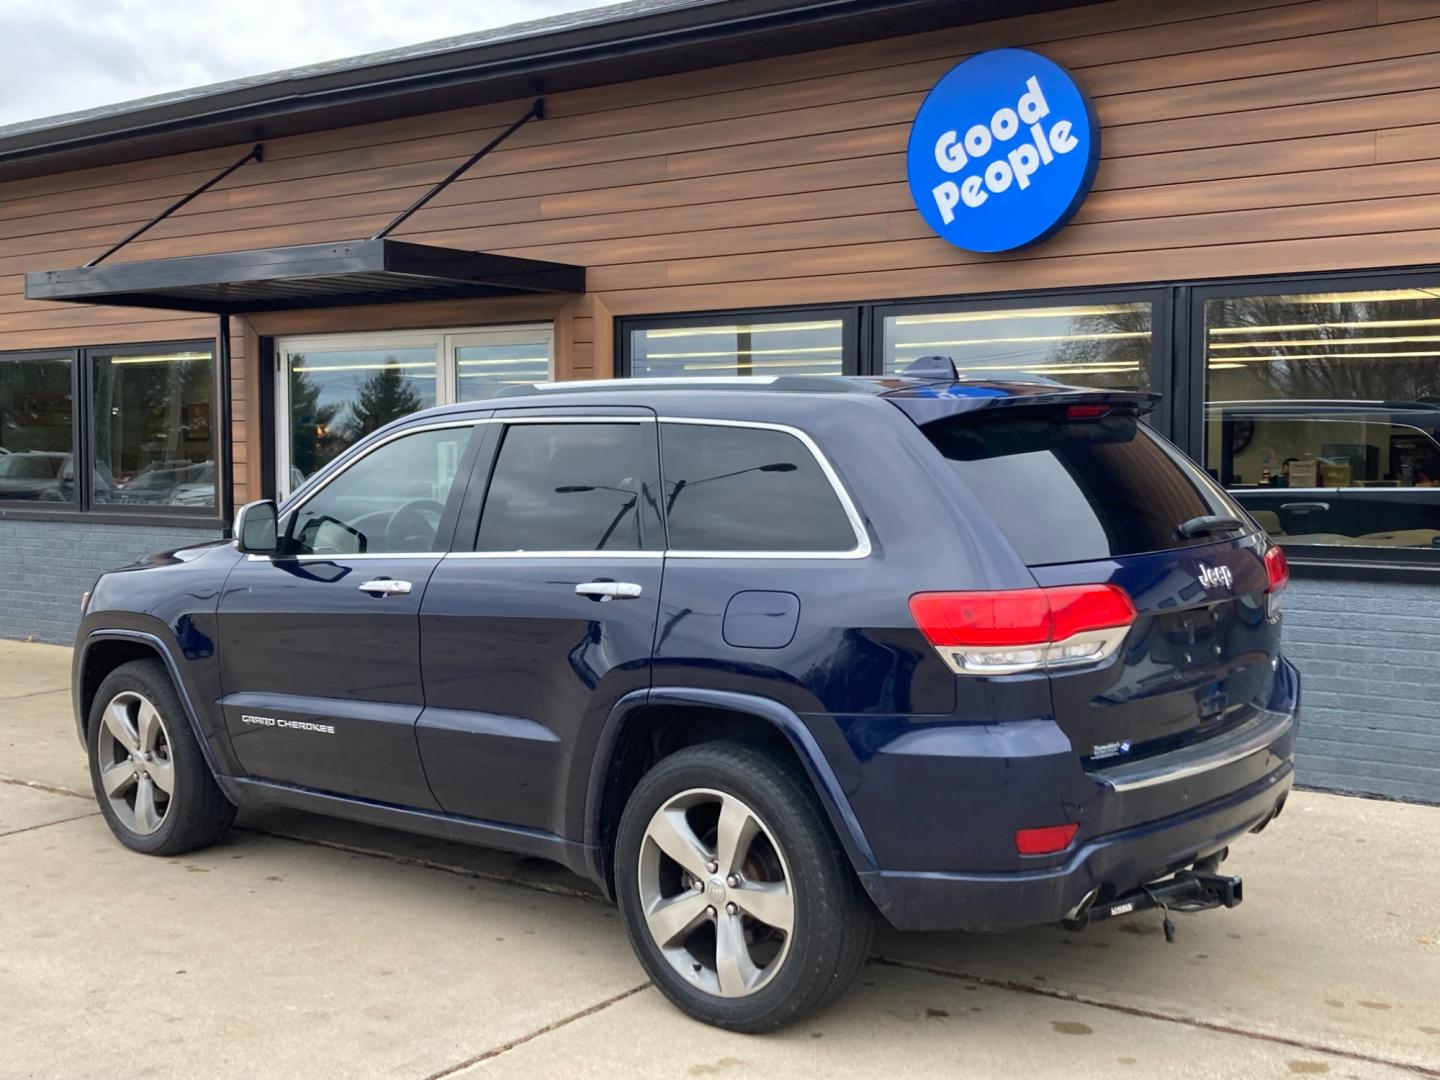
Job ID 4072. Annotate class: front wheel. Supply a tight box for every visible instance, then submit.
[87,659,236,855]
[615,742,873,1032]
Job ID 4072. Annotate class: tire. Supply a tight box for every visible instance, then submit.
[615,742,874,1032]
[87,658,236,855]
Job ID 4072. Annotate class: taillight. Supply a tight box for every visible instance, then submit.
[1263,545,1289,618]
[1064,403,1110,420]
[908,584,1136,676]
[1015,823,1078,856]
[1263,545,1289,593]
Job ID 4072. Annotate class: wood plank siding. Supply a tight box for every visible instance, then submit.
[2,0,1438,505]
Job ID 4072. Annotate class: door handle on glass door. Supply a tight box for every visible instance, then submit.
[575,581,642,601]
[358,579,412,595]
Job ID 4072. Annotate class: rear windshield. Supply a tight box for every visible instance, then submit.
[924,406,1246,566]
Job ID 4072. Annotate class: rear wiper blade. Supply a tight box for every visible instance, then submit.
[1177,514,1247,539]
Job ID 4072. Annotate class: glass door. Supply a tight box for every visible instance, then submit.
[275,325,552,497]
[276,332,441,495]
[449,326,554,401]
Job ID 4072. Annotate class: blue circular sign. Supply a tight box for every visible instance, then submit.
[906,48,1099,253]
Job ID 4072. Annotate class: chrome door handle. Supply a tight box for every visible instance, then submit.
[358,579,412,596]
[575,581,642,601]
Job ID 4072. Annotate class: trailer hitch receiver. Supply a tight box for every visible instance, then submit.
[1062,867,1243,940]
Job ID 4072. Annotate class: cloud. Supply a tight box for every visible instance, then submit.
[0,0,600,127]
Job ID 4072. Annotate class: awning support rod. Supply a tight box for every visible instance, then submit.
[373,98,544,240]
[85,143,264,267]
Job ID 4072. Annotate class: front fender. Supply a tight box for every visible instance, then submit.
[74,622,242,802]
[582,686,880,889]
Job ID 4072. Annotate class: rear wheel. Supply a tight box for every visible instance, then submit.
[615,742,873,1032]
[87,659,235,855]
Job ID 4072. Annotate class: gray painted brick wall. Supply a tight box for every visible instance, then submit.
[1284,578,1439,805]
[0,520,222,644]
[1,522,1435,803]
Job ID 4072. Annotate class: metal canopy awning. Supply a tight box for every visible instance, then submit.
[24,238,585,314]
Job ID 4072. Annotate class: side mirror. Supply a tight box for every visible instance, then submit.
[234,499,279,555]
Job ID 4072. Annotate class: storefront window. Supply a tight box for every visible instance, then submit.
[91,349,216,509]
[1204,288,1440,550]
[0,354,74,504]
[277,326,553,495]
[882,301,1153,389]
[629,318,845,378]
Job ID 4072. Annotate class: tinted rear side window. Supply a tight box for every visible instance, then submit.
[925,408,1242,565]
[660,422,857,552]
[475,423,649,552]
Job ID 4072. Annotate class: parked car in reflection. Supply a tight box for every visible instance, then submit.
[1206,399,1440,547]
[0,451,113,503]
[0,451,66,499]
[113,460,215,506]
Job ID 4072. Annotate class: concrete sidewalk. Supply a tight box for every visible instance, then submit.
[1,640,1437,1079]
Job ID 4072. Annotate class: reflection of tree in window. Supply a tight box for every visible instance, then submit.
[1050,306,1152,391]
[343,364,424,441]
[1207,294,1440,402]
[288,364,343,479]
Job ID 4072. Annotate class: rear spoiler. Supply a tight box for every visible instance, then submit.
[882,354,1159,427]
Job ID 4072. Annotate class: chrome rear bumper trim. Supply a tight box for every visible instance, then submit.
[1089,708,1295,793]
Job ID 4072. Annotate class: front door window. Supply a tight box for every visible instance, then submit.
[288,425,471,556]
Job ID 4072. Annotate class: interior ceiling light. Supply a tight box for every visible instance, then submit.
[292,361,436,373]
[892,305,1144,325]
[1210,334,1440,350]
[1209,317,1440,335]
[644,346,843,360]
[643,321,842,339]
[106,353,212,365]
[1205,350,1440,364]
[892,331,1148,347]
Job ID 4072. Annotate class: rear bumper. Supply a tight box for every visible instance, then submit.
[860,758,1292,931]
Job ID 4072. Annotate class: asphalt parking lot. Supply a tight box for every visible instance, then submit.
[1,639,1437,1080]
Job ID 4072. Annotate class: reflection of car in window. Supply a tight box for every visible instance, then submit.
[113,460,214,506]
[1206,399,1440,548]
[0,451,66,500]
[0,452,115,503]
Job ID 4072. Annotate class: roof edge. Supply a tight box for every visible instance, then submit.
[0,0,1094,181]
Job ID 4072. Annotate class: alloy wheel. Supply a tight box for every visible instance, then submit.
[96,690,174,836]
[637,787,795,999]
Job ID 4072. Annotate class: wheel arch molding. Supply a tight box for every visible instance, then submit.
[581,686,880,896]
[75,627,241,800]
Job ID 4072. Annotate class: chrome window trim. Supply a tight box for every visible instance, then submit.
[446,551,664,560]
[497,415,654,424]
[247,552,447,562]
[248,412,871,563]
[656,416,872,561]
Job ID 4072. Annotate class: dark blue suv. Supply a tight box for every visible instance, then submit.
[73,365,1297,1031]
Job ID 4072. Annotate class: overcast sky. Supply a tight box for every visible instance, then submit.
[0,0,602,128]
